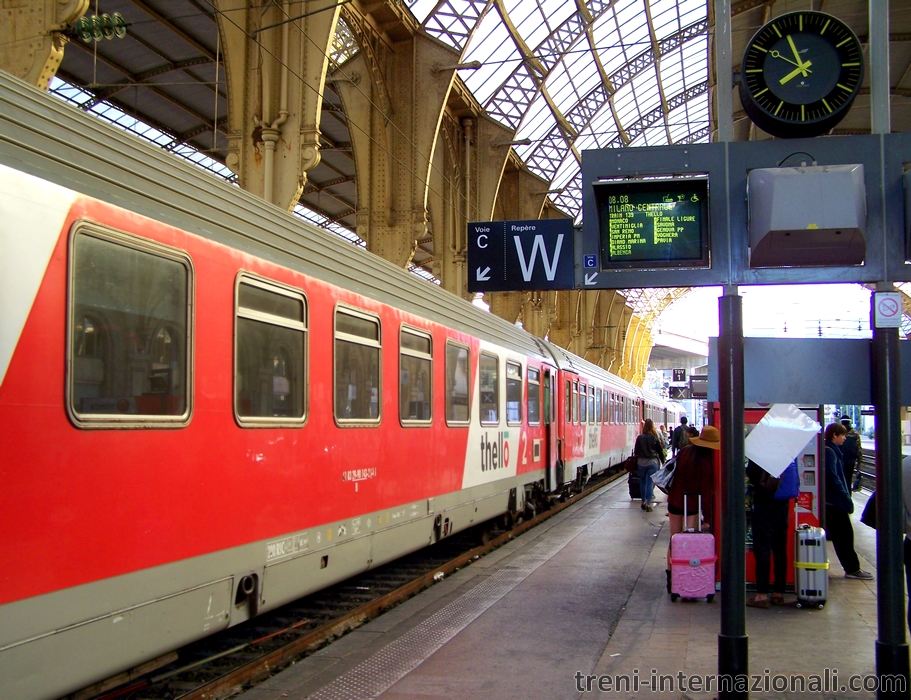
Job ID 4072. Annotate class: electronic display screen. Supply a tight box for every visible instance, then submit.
[594,178,710,270]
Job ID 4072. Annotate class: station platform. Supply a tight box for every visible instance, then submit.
[239,478,887,700]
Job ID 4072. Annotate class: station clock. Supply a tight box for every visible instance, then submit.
[739,11,864,139]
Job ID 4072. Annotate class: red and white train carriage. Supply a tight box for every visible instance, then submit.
[0,73,674,699]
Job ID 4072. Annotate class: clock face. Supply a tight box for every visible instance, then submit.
[740,11,864,138]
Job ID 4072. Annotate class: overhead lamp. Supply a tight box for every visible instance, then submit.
[490,137,532,148]
[431,60,482,76]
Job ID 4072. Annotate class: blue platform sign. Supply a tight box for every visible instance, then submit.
[467,218,575,293]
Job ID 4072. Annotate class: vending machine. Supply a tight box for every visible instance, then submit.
[710,404,823,589]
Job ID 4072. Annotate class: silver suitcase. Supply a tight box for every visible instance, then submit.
[795,525,828,609]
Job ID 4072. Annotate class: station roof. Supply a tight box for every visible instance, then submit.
[51,1,911,313]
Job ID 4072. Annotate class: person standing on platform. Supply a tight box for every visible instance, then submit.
[840,416,863,491]
[745,459,797,608]
[671,416,689,456]
[658,424,669,448]
[665,425,719,586]
[634,418,665,512]
[824,422,874,580]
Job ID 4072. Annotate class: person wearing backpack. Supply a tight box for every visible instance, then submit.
[840,416,863,491]
[670,416,689,456]
[745,458,799,608]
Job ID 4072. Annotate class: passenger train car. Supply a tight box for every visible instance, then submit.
[0,73,678,699]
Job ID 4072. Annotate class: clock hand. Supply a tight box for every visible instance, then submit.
[779,61,813,85]
[786,35,810,77]
[769,50,802,68]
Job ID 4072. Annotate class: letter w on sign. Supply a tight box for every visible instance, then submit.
[514,234,564,281]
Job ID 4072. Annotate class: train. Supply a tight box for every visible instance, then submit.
[0,72,681,699]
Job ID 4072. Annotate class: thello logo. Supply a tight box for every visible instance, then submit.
[480,432,509,471]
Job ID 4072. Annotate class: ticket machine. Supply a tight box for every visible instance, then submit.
[710,404,823,589]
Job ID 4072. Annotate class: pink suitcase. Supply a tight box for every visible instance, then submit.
[669,493,716,602]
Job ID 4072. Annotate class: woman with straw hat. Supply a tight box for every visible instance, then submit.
[665,425,720,590]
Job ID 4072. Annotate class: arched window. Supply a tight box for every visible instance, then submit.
[272,346,294,416]
[72,315,106,407]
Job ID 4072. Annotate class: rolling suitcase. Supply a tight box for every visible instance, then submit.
[795,525,828,609]
[669,493,716,602]
[628,472,641,500]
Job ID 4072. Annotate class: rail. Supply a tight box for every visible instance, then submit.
[77,469,626,700]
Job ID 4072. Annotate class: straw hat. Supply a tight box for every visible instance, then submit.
[689,425,721,450]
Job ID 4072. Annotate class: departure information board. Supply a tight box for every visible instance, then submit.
[594,178,709,270]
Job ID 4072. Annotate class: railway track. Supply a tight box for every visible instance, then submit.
[73,470,623,700]
[857,452,877,491]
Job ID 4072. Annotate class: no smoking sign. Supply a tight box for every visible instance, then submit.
[873,292,903,328]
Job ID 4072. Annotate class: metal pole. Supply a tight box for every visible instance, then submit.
[869,0,890,136]
[718,286,747,698]
[713,0,733,143]
[871,286,910,699]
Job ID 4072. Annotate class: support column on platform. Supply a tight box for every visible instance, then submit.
[0,1,87,89]
[632,326,654,386]
[217,1,340,210]
[331,19,461,270]
[619,317,645,383]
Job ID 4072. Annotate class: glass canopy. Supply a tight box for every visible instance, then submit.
[407,0,710,222]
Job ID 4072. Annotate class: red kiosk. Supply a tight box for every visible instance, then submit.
[710,403,823,590]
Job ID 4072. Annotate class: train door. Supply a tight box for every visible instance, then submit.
[543,368,559,491]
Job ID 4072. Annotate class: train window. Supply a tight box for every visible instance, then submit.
[68,228,192,428]
[543,371,551,425]
[479,353,499,425]
[445,342,470,424]
[527,368,540,426]
[579,383,587,425]
[596,388,602,423]
[335,307,381,425]
[564,380,571,423]
[400,327,432,425]
[235,276,308,426]
[589,386,595,424]
[572,381,579,424]
[506,361,522,425]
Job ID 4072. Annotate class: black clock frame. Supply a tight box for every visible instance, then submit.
[739,11,864,139]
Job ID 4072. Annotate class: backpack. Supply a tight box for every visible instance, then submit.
[842,434,860,466]
[773,460,800,500]
[673,425,688,449]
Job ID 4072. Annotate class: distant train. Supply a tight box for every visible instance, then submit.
[0,72,680,699]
